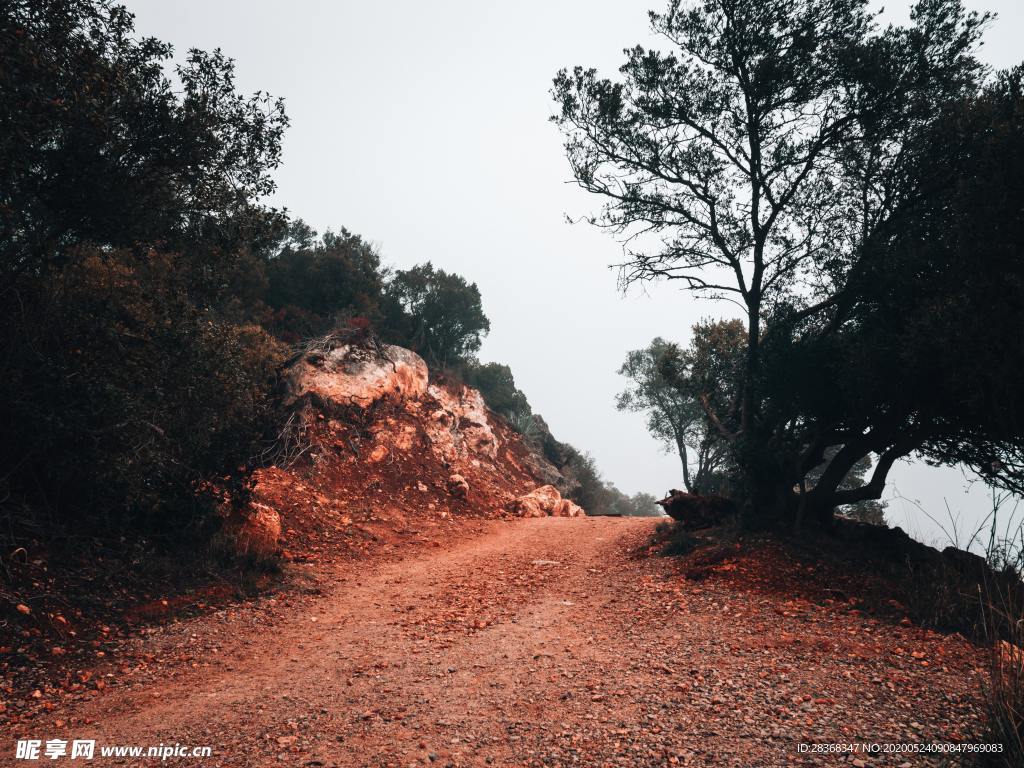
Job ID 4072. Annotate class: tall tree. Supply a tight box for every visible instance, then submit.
[617,323,741,493]
[552,0,1001,526]
[0,0,288,532]
[382,262,490,368]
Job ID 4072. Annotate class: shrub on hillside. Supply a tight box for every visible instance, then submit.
[457,361,532,424]
[0,250,286,534]
[263,226,387,343]
[0,0,289,538]
[379,262,490,368]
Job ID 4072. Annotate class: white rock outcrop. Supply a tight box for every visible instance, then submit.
[422,384,500,461]
[285,344,429,409]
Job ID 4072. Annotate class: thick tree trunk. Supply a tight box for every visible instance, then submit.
[740,300,761,437]
[742,475,797,530]
[805,431,926,527]
[677,437,693,493]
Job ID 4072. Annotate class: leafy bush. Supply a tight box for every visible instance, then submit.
[263,224,387,343]
[457,361,532,423]
[0,250,286,534]
[380,262,490,367]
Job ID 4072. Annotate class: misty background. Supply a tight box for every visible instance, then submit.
[125,0,1023,548]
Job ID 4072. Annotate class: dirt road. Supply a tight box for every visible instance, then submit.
[4,517,986,767]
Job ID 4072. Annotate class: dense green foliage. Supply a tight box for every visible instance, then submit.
[262,224,387,342]
[234,221,494,371]
[0,0,289,534]
[0,1,288,284]
[792,69,1024,504]
[380,263,491,368]
[554,0,1023,527]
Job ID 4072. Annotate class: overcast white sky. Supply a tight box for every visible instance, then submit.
[127,0,1023,549]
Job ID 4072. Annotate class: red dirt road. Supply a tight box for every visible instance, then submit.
[3,517,986,767]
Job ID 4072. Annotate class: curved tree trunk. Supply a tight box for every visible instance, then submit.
[677,437,693,492]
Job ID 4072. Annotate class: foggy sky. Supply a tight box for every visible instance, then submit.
[126,0,1023,550]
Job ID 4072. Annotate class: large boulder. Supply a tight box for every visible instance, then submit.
[513,485,584,518]
[285,342,428,409]
[526,484,562,512]
[552,498,585,518]
[516,496,546,518]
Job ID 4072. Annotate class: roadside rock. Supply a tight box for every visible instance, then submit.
[423,384,499,461]
[232,502,282,557]
[516,497,546,518]
[447,474,469,499]
[526,484,562,511]
[552,498,584,517]
[255,333,585,546]
[514,485,584,518]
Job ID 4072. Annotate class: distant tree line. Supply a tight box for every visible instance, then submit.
[564,450,664,517]
[554,0,1024,529]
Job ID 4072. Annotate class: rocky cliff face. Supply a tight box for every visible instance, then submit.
[231,337,582,556]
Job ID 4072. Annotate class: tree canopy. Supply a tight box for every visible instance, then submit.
[381,262,491,368]
[553,0,1020,527]
[0,0,289,532]
[1,0,287,284]
[617,322,741,493]
[263,224,387,342]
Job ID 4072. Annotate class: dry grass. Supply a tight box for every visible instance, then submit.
[975,572,1024,766]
